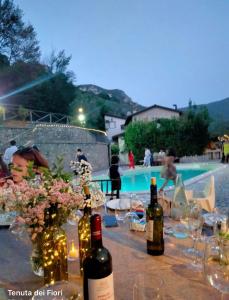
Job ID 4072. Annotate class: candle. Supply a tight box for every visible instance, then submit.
[68,240,79,261]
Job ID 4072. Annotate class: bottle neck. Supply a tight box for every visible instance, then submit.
[90,214,103,248]
[84,193,92,216]
[150,184,158,205]
[84,205,91,216]
[45,204,59,227]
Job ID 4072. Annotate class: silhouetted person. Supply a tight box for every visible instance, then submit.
[76,148,87,162]
[3,140,18,166]
[109,155,122,200]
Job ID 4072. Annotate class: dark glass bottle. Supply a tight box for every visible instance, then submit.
[146,177,164,255]
[43,204,68,285]
[78,194,92,275]
[83,214,114,300]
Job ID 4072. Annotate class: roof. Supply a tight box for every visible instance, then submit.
[104,113,126,120]
[112,131,125,141]
[124,104,182,126]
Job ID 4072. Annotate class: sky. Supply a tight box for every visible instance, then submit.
[14,0,229,108]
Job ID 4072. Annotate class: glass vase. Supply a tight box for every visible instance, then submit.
[30,235,44,277]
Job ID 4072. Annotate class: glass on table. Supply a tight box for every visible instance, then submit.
[204,237,229,299]
[133,273,164,300]
[181,200,204,271]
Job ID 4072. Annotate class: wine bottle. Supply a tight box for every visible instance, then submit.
[83,214,114,300]
[78,194,92,275]
[146,177,164,255]
[43,204,68,285]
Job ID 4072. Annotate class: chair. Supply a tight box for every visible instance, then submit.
[170,174,189,219]
[191,175,215,212]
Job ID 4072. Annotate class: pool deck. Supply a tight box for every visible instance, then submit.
[94,162,229,210]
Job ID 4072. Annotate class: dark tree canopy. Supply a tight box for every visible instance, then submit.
[0,0,40,63]
[124,107,211,162]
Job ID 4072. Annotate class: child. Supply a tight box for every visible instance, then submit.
[109,155,122,199]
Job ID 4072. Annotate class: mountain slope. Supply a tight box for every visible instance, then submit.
[69,84,145,130]
[197,97,229,121]
[77,84,144,115]
[183,97,229,135]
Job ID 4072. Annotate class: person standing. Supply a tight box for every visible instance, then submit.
[143,148,151,167]
[3,140,18,166]
[76,148,88,162]
[128,150,135,169]
[159,148,177,193]
[109,155,122,200]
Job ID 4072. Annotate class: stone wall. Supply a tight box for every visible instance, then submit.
[0,123,110,171]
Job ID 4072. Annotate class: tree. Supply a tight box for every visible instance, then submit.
[124,107,211,162]
[179,107,210,155]
[47,50,72,74]
[124,121,158,162]
[0,0,40,62]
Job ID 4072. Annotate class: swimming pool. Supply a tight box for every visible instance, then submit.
[95,163,219,193]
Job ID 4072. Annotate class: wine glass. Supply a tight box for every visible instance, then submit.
[204,237,229,299]
[182,200,204,270]
[133,273,164,300]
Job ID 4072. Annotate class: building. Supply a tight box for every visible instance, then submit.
[125,104,181,126]
[104,114,126,141]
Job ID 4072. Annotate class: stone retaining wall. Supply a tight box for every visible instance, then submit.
[0,124,109,171]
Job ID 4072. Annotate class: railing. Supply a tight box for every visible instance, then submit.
[0,104,70,124]
[91,179,119,198]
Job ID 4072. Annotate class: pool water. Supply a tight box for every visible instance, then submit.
[96,167,210,193]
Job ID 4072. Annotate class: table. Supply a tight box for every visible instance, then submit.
[0,217,227,300]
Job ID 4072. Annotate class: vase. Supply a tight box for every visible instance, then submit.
[219,238,229,265]
[31,237,44,277]
[42,205,68,285]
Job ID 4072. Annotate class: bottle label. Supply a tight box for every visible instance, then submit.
[88,272,114,300]
[91,230,102,240]
[146,220,154,241]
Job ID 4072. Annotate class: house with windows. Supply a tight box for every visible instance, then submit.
[125,104,181,126]
[104,114,126,141]
[111,104,181,165]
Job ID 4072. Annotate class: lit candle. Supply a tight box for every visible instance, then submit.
[68,240,79,261]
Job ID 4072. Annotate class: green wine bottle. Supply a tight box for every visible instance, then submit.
[146,177,164,255]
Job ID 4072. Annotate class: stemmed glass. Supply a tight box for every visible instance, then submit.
[204,237,229,299]
[182,200,204,270]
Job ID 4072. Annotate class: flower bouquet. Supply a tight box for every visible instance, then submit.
[70,159,105,208]
[0,161,84,277]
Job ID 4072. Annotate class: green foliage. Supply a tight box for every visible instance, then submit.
[0,59,75,114]
[183,98,229,136]
[111,144,119,155]
[50,156,73,182]
[124,121,158,162]
[47,50,73,74]
[0,0,40,63]
[0,1,75,115]
[125,108,211,161]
